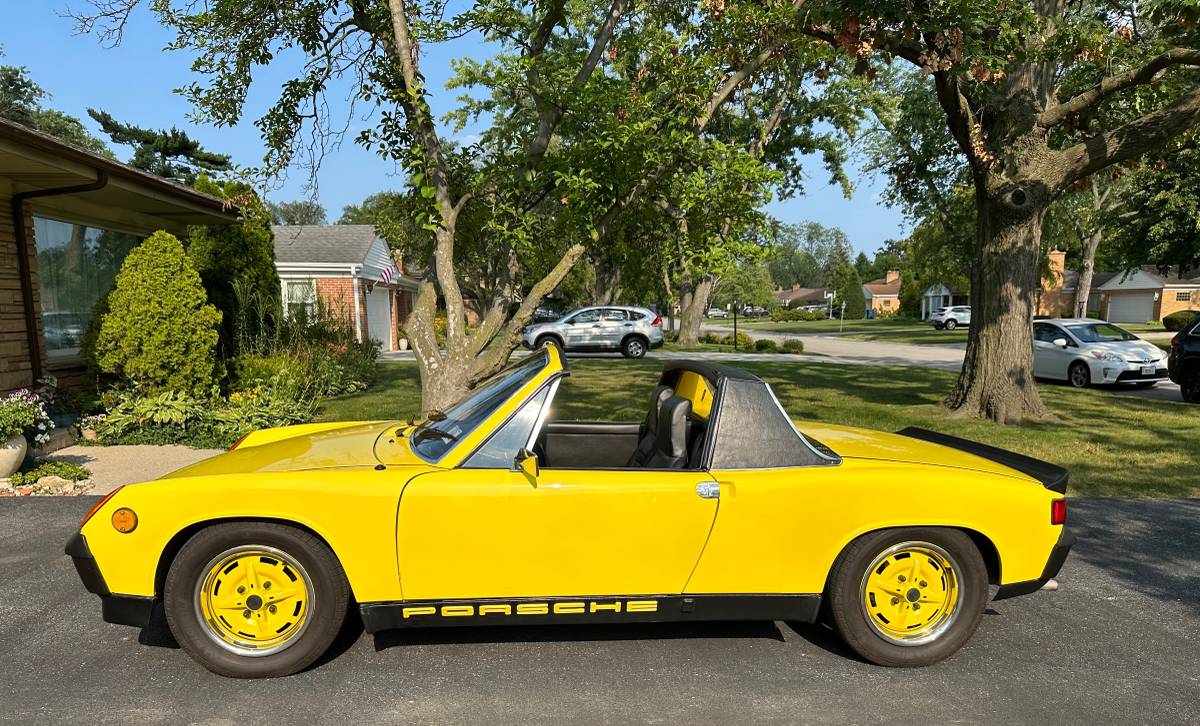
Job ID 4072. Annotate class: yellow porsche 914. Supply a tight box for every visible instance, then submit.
[67,346,1072,677]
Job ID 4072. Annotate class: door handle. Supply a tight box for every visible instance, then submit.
[695,482,720,499]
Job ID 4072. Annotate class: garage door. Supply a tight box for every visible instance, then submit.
[366,287,393,349]
[1107,293,1155,324]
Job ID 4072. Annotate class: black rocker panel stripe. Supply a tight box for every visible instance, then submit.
[358,594,822,634]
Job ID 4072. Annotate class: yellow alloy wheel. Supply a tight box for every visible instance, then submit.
[194,545,315,657]
[859,541,961,646]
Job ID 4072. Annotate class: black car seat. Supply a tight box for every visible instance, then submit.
[626,384,673,467]
[645,396,692,469]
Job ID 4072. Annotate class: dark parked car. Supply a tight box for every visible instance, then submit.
[1167,313,1200,403]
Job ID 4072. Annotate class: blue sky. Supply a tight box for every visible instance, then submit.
[3,3,906,255]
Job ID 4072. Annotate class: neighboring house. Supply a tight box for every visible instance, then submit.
[0,118,238,392]
[1037,250,1200,323]
[862,270,901,314]
[272,225,420,352]
[774,285,831,309]
[920,283,969,320]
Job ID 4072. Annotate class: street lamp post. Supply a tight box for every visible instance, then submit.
[732,298,739,351]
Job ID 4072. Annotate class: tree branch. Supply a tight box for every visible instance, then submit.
[1040,48,1200,128]
[1056,86,1200,189]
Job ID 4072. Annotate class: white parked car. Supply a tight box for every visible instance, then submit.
[1032,318,1168,388]
[706,307,729,318]
[522,305,664,358]
[930,306,971,330]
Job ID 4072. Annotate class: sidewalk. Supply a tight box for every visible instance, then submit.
[47,444,223,495]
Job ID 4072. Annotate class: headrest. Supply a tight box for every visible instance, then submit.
[656,396,692,457]
[646,384,673,433]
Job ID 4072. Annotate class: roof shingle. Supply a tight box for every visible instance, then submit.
[272,225,378,264]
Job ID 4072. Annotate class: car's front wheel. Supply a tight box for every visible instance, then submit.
[1182,380,1200,403]
[1068,361,1091,388]
[826,527,987,667]
[164,522,349,678]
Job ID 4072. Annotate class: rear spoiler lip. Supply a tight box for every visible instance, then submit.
[894,427,1069,494]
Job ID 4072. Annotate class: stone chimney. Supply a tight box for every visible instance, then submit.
[885,270,900,284]
[1047,250,1066,288]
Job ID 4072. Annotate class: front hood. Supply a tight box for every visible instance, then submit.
[161,421,427,478]
[797,421,1036,481]
[1086,340,1164,361]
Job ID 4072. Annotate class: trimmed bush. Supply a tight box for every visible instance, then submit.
[771,308,827,322]
[94,230,223,396]
[700,332,722,345]
[754,338,778,353]
[781,338,805,354]
[719,332,752,348]
[1163,310,1199,332]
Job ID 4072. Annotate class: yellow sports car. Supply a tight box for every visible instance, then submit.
[67,346,1072,677]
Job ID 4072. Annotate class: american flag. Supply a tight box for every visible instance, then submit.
[379,264,395,285]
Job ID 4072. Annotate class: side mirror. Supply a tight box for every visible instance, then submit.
[514,448,540,482]
[1053,337,1069,348]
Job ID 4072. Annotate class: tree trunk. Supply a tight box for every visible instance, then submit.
[945,181,1052,423]
[676,274,713,347]
[1072,229,1102,318]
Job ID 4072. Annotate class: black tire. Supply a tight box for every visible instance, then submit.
[164,522,349,678]
[1068,361,1091,388]
[944,319,957,330]
[535,335,564,354]
[1182,380,1200,404]
[825,527,988,668]
[932,323,944,330]
[621,335,648,359]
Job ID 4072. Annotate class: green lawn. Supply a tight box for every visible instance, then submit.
[734,318,926,334]
[1121,323,1168,334]
[317,359,1198,498]
[840,327,969,346]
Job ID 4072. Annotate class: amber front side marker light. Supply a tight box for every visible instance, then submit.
[111,507,138,534]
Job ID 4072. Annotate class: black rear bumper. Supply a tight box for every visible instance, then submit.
[895,427,1069,493]
[65,532,155,628]
[993,527,1075,600]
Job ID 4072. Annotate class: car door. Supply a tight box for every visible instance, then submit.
[1032,323,1057,377]
[1041,324,1076,379]
[597,308,631,349]
[395,386,719,600]
[562,308,601,349]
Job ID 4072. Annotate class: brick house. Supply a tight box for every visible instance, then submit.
[774,285,831,309]
[272,225,419,352]
[1,118,237,392]
[1038,250,1200,323]
[862,270,901,315]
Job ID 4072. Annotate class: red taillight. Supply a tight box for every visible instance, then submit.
[81,486,123,529]
[1051,498,1067,525]
[652,313,662,326]
[1171,332,1181,347]
[229,434,249,451]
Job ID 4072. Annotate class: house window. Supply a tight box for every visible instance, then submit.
[284,278,318,319]
[1176,291,1192,302]
[34,217,142,362]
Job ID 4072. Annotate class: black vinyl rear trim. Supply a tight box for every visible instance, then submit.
[895,427,1068,493]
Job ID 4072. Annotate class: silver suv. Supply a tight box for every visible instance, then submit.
[523,306,664,358]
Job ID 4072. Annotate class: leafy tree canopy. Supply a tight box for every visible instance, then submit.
[268,199,327,226]
[87,108,232,183]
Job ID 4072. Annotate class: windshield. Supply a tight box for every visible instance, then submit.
[410,349,548,462]
[1066,323,1137,343]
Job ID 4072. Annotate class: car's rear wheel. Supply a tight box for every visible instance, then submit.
[621,336,647,359]
[164,522,349,678]
[535,335,564,354]
[932,323,944,330]
[1182,380,1200,403]
[826,528,987,667]
[944,319,957,330]
[1068,361,1091,388]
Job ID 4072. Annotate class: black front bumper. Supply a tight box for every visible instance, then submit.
[993,527,1076,601]
[65,532,155,628]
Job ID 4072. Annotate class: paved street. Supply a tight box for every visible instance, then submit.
[3,496,1197,724]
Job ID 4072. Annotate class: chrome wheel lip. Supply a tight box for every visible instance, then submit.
[193,544,315,658]
[859,540,962,647]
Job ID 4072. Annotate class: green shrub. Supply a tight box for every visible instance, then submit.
[754,338,778,353]
[11,460,91,487]
[781,338,805,354]
[0,389,53,445]
[719,332,752,348]
[94,231,223,396]
[700,332,722,345]
[771,308,827,322]
[1163,310,1199,332]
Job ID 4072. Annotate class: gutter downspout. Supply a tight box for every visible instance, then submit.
[11,172,110,382]
[350,265,363,343]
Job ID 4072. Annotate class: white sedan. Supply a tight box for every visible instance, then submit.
[1033,319,1169,388]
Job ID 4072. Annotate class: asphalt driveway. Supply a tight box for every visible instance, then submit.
[3,496,1197,725]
